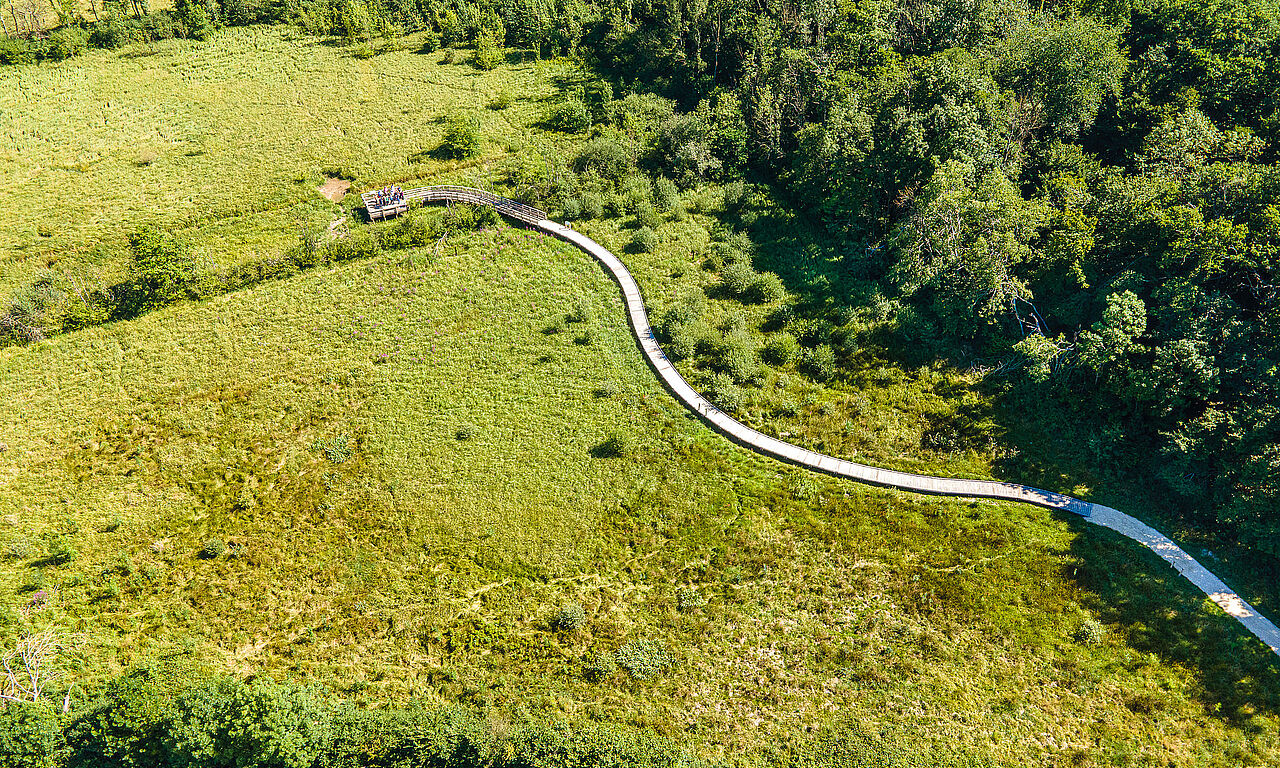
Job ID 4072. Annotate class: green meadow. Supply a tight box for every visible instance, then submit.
[1,24,1279,767]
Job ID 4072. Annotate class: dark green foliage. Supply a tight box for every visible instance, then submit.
[509,721,702,768]
[47,27,89,60]
[762,332,800,366]
[701,372,744,413]
[628,226,657,253]
[746,272,786,304]
[711,332,761,384]
[65,676,170,768]
[718,262,755,298]
[0,702,62,768]
[547,100,591,133]
[652,177,679,212]
[800,345,837,383]
[472,34,502,70]
[199,538,227,559]
[440,113,481,159]
[127,226,198,312]
[552,602,586,632]
[455,423,477,441]
[572,139,631,183]
[578,192,603,220]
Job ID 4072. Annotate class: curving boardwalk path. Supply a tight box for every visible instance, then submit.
[397,186,1280,659]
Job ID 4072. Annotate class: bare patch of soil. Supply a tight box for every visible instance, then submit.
[317,178,351,202]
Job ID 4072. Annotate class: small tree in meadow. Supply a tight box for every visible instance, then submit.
[128,226,198,311]
[441,113,481,159]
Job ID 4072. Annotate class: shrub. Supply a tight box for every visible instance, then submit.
[801,344,838,382]
[0,36,34,66]
[510,721,701,768]
[47,27,88,61]
[763,332,800,365]
[653,177,680,212]
[548,99,591,133]
[747,272,787,304]
[582,652,617,682]
[629,227,657,253]
[0,701,62,768]
[64,676,169,768]
[43,536,76,565]
[325,229,381,262]
[722,180,749,210]
[568,296,593,323]
[199,538,226,560]
[419,28,441,53]
[593,381,619,398]
[634,201,664,230]
[675,586,707,612]
[224,683,334,768]
[128,226,198,311]
[561,197,582,220]
[719,262,756,297]
[621,176,652,213]
[578,192,604,220]
[711,333,761,384]
[553,602,586,632]
[488,90,512,110]
[702,372,745,413]
[572,138,631,182]
[1077,618,1106,646]
[352,41,376,59]
[455,423,477,441]
[441,113,481,159]
[614,639,672,680]
[472,34,502,70]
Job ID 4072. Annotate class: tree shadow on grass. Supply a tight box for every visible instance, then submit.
[1068,516,1280,720]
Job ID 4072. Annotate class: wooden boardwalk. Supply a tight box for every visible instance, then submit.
[372,186,1280,659]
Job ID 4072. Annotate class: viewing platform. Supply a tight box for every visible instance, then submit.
[361,185,547,225]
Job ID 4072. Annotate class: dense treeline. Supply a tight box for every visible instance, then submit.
[555,0,1280,560]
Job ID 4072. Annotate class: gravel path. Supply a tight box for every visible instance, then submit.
[401,187,1280,658]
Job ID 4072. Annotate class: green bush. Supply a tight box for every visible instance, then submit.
[1077,618,1106,646]
[326,229,381,262]
[441,113,481,159]
[583,652,618,682]
[747,272,787,304]
[629,226,657,253]
[45,536,76,565]
[510,721,702,768]
[47,27,89,60]
[634,201,664,230]
[572,139,632,182]
[561,197,582,220]
[419,29,441,53]
[653,177,680,212]
[801,344,838,382]
[578,192,604,220]
[719,262,756,297]
[621,176,653,213]
[712,333,761,384]
[0,701,62,768]
[568,295,593,323]
[763,332,800,365]
[199,538,226,560]
[65,676,170,768]
[0,36,34,65]
[553,602,586,632]
[592,432,632,458]
[702,372,745,413]
[455,423,477,441]
[613,639,672,680]
[472,34,502,70]
[352,41,376,59]
[128,226,198,312]
[548,99,591,133]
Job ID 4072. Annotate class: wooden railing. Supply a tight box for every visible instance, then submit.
[361,185,547,225]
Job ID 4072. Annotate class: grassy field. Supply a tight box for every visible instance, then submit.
[2,25,1280,767]
[0,24,563,291]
